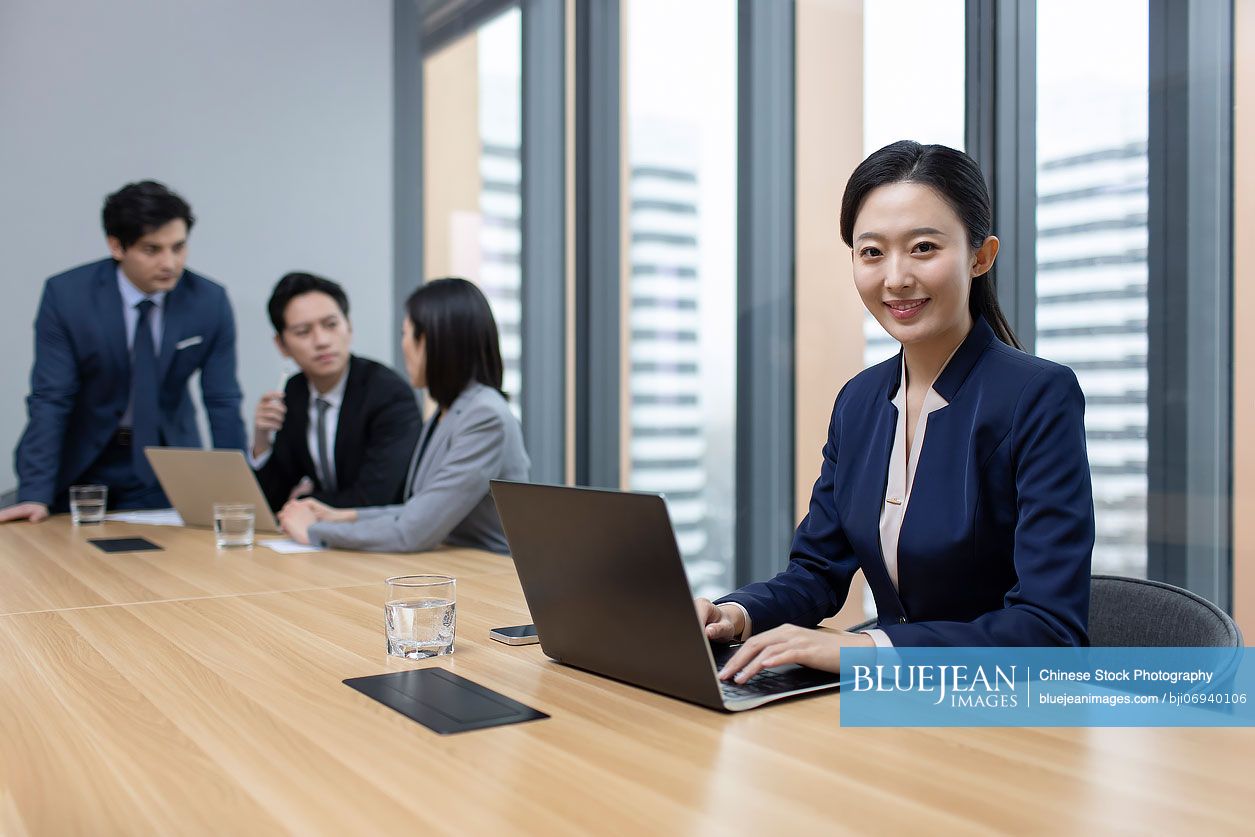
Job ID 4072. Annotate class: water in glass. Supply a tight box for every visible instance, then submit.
[69,485,107,525]
[214,505,255,548]
[385,598,456,658]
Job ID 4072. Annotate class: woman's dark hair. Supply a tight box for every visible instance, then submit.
[406,277,505,408]
[838,140,1022,350]
[267,272,350,333]
[102,180,195,249]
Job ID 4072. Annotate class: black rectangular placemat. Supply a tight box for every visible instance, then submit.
[88,537,163,553]
[344,668,548,735]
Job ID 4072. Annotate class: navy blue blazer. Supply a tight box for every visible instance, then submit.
[15,258,247,507]
[720,317,1095,646]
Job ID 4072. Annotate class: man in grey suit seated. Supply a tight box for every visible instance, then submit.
[278,278,529,553]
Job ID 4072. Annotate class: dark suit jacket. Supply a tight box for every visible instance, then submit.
[15,258,246,507]
[719,317,1095,647]
[255,355,420,512]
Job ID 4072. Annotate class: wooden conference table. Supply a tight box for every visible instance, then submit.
[0,519,1252,834]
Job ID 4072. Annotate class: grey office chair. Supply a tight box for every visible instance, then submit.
[845,574,1243,647]
[1088,575,1242,647]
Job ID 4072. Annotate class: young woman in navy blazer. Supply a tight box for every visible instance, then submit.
[706,141,1095,684]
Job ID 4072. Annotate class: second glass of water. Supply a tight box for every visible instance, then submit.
[69,484,108,525]
[213,503,255,548]
[385,575,456,659]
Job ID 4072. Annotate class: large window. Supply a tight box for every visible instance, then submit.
[1036,0,1149,578]
[424,7,523,415]
[861,0,967,369]
[625,0,736,598]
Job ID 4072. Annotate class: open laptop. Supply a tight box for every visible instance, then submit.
[145,448,281,533]
[489,480,843,711]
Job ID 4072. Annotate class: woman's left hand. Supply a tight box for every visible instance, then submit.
[278,501,318,545]
[717,625,874,683]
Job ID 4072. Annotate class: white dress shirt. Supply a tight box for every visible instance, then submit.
[117,268,167,428]
[307,371,347,490]
[250,369,348,492]
[726,344,962,648]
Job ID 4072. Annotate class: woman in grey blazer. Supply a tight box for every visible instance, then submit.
[278,278,529,553]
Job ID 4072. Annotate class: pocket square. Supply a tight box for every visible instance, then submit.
[175,335,204,350]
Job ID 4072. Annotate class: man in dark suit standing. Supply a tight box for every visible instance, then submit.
[251,272,419,513]
[1,181,247,521]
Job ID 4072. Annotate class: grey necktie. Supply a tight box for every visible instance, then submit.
[315,397,336,492]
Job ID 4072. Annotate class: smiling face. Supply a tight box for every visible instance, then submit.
[850,181,997,350]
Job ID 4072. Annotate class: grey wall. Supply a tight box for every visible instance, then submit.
[0,0,397,489]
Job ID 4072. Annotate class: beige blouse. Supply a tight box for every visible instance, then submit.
[862,344,960,648]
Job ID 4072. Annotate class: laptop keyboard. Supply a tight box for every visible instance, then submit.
[719,669,797,699]
[711,644,842,702]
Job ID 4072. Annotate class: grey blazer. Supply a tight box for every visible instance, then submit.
[308,382,529,553]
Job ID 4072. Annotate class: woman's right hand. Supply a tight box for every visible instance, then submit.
[281,497,357,524]
[695,597,746,642]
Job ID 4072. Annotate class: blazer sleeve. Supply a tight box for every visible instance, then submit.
[199,288,247,451]
[15,282,78,506]
[314,374,420,509]
[881,365,1094,647]
[308,403,504,553]
[715,392,861,634]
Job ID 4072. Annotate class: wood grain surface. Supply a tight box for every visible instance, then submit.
[0,517,1251,834]
[0,519,506,616]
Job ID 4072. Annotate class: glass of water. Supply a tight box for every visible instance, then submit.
[69,484,107,525]
[213,503,255,548]
[385,575,456,659]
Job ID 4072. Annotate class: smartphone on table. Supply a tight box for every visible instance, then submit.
[489,624,539,645]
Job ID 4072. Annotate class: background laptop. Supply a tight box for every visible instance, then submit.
[490,480,842,711]
[145,448,281,533]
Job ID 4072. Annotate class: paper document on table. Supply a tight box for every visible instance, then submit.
[259,538,327,554]
[104,509,185,526]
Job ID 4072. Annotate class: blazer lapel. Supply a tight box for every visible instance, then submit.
[334,357,364,478]
[410,384,481,493]
[931,316,995,402]
[411,407,456,491]
[405,412,441,498]
[857,359,909,623]
[289,381,316,482]
[863,399,903,622]
[157,274,188,382]
[97,262,130,380]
